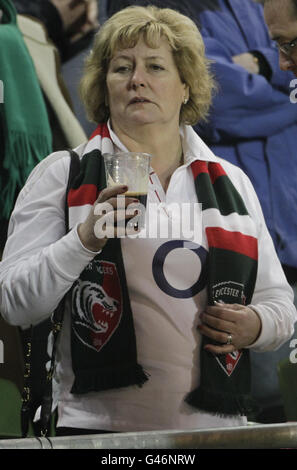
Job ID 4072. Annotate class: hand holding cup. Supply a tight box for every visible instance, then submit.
[77,185,139,252]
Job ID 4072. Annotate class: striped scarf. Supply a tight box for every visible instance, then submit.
[66,123,258,416]
[186,160,258,415]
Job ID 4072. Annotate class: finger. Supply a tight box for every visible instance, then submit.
[97,196,139,210]
[205,305,243,322]
[200,312,235,334]
[93,201,141,224]
[99,209,137,225]
[198,324,229,345]
[114,195,143,208]
[203,343,237,355]
[114,209,139,223]
[94,210,137,239]
[214,303,244,311]
[97,185,128,202]
[93,201,114,216]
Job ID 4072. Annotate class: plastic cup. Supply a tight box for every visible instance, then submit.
[103,152,152,230]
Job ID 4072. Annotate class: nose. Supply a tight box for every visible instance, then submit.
[279,50,295,72]
[130,65,146,89]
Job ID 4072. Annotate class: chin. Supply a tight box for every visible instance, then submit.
[128,113,158,125]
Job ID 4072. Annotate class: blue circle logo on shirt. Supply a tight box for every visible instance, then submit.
[152,240,208,298]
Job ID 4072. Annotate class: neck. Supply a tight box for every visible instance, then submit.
[110,120,183,192]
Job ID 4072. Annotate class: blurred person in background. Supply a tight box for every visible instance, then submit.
[1,0,98,251]
[0,0,52,253]
[264,0,297,76]
[13,0,99,62]
[13,0,100,136]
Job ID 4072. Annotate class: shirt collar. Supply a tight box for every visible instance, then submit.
[107,120,129,153]
[107,120,219,165]
[180,125,219,165]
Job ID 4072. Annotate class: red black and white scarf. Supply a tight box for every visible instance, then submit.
[66,122,258,416]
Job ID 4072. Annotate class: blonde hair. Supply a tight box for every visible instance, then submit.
[80,5,216,125]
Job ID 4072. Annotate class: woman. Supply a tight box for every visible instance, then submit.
[0,5,296,436]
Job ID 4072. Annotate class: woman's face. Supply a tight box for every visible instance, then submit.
[106,36,189,131]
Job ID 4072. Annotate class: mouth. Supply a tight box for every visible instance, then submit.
[129,97,152,105]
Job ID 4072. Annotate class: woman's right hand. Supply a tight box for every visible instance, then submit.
[77,185,139,252]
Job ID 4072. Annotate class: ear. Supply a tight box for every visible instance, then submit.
[183,83,190,103]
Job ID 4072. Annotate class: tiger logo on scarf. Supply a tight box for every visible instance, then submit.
[72,275,122,352]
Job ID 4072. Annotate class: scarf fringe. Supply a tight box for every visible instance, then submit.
[185,387,258,417]
[1,131,52,218]
[70,363,150,395]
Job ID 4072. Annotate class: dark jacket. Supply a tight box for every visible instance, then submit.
[194,0,297,274]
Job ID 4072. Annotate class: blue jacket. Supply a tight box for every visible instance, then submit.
[195,0,297,270]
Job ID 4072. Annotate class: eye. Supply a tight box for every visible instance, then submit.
[114,65,132,73]
[277,41,290,54]
[277,37,297,55]
[149,64,165,71]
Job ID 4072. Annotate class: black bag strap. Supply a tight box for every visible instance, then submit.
[21,149,81,438]
[40,149,80,436]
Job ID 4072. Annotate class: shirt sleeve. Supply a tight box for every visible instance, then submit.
[0,152,98,328]
[226,163,297,351]
[251,46,293,90]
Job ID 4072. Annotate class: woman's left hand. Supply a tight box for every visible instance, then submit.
[198,303,262,354]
